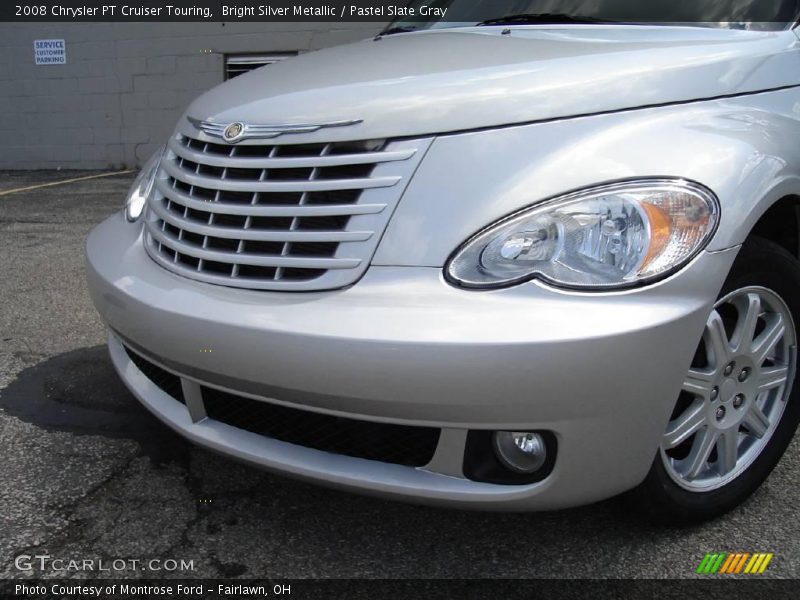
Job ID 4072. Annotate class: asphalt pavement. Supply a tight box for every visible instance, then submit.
[1,170,799,580]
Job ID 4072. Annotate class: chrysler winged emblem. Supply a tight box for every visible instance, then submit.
[188,116,363,143]
[223,122,245,142]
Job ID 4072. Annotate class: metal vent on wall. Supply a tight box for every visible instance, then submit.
[224,53,298,79]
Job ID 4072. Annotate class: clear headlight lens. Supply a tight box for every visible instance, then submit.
[446,180,719,290]
[124,147,164,222]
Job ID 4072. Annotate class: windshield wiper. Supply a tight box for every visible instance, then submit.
[478,13,613,26]
[377,25,418,37]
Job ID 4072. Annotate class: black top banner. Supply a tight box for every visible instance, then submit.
[5,1,404,21]
[3,0,800,23]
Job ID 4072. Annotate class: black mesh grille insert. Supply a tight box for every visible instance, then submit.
[203,387,440,467]
[124,346,185,404]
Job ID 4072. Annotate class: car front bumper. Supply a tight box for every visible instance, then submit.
[86,212,738,510]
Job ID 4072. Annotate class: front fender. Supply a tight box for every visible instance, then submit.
[373,87,800,267]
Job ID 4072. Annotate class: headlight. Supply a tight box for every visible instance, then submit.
[124,147,164,222]
[445,179,719,290]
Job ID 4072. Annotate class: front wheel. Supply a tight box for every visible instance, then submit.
[635,237,800,524]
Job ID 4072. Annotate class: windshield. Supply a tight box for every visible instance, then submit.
[386,0,800,32]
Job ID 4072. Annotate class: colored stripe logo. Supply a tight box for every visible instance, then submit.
[697,553,773,574]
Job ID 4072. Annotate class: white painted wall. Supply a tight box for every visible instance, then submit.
[0,22,385,169]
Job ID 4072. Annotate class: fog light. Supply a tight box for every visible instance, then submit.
[492,431,547,474]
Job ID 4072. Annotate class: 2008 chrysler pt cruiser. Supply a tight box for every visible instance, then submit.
[86,0,800,522]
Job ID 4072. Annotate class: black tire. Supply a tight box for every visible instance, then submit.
[633,236,800,524]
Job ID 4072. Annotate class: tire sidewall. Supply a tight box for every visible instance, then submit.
[642,238,800,522]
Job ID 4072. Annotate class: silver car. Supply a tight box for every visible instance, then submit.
[86,1,800,522]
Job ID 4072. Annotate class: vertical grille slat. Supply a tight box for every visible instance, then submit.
[143,133,428,291]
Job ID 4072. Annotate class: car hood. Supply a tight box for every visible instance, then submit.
[185,25,800,142]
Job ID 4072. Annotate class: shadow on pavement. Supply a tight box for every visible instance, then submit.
[0,345,191,465]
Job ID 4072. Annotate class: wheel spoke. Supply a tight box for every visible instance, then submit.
[757,365,790,394]
[752,314,785,365]
[732,293,762,353]
[685,427,717,480]
[705,312,731,368]
[664,286,797,491]
[743,404,771,439]
[682,368,716,397]
[716,431,739,476]
[664,401,706,449]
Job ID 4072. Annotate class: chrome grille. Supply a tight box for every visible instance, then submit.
[143,131,429,291]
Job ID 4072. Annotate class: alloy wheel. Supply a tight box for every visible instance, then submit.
[661,286,797,492]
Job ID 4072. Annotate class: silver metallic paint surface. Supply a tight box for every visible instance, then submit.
[184,26,800,144]
[374,89,800,266]
[86,212,738,508]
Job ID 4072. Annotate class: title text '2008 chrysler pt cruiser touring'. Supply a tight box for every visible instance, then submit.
[87,1,800,522]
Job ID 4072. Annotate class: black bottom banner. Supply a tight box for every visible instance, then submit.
[0,579,798,600]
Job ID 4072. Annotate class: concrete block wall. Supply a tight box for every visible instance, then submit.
[0,22,385,169]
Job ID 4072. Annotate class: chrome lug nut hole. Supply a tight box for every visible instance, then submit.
[715,406,726,421]
[733,394,745,409]
[738,367,751,382]
[710,386,719,401]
